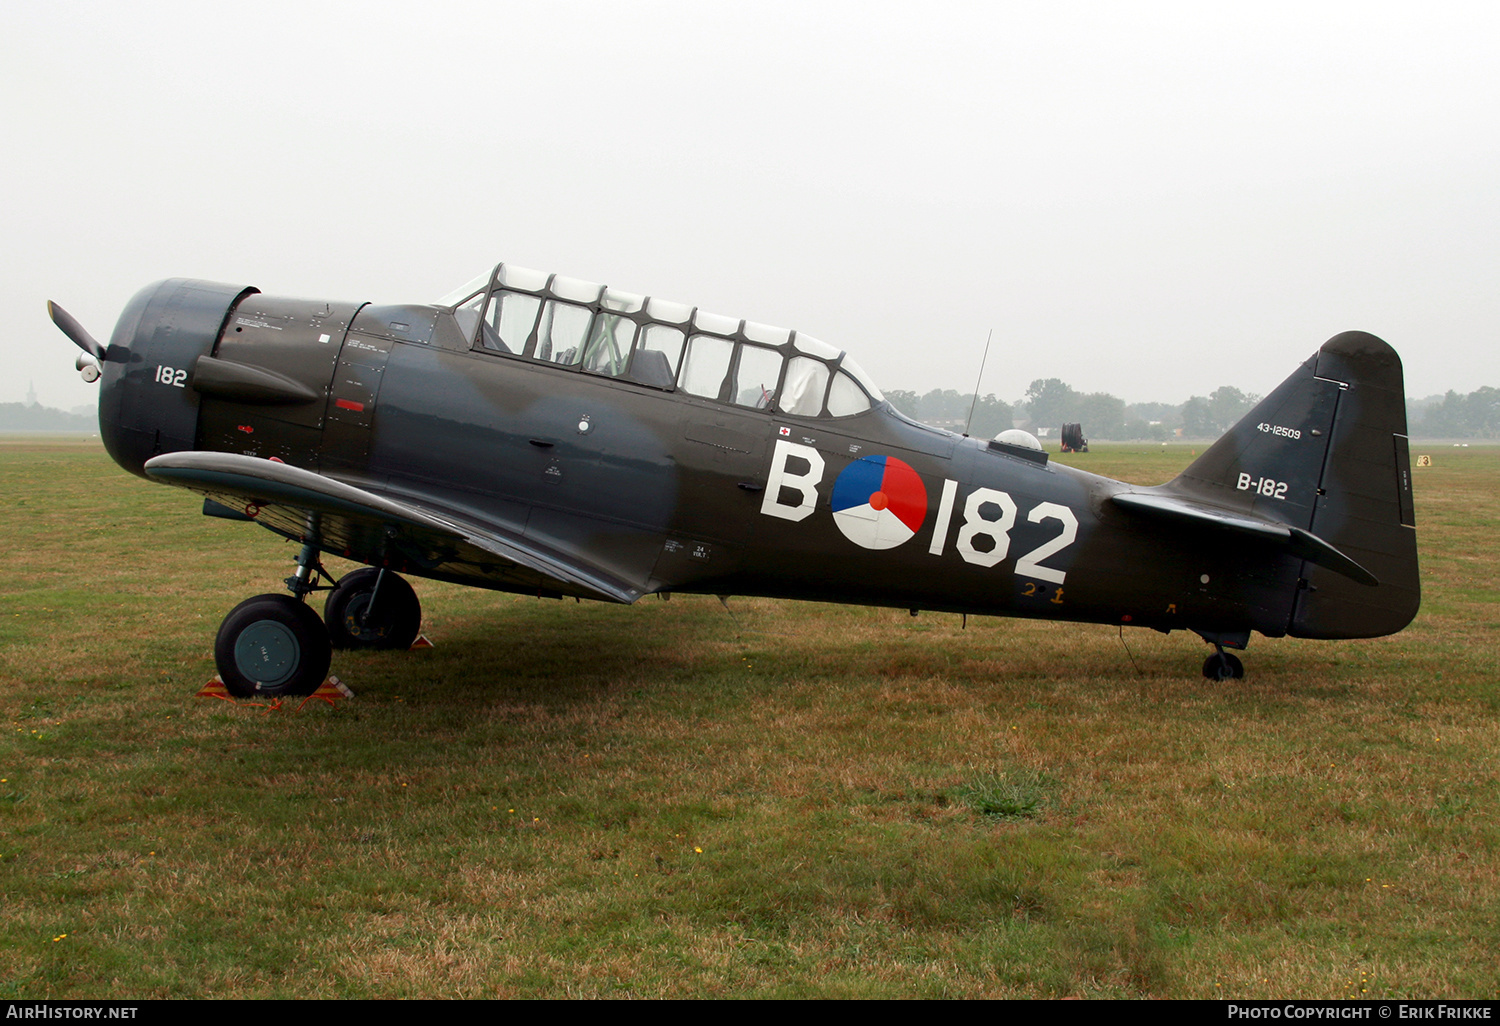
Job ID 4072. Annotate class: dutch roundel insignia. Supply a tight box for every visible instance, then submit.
[829,455,928,550]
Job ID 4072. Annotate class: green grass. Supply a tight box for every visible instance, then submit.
[0,439,1496,998]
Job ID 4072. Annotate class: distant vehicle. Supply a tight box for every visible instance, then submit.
[1060,422,1088,453]
[50,264,1419,689]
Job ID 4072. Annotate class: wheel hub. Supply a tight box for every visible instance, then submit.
[342,595,389,642]
[232,618,302,688]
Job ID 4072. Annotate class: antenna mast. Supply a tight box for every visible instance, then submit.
[962,329,995,438]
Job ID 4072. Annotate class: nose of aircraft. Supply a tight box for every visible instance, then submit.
[80,278,256,477]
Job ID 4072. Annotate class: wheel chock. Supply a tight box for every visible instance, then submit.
[199,674,354,710]
[296,675,356,711]
[410,634,434,649]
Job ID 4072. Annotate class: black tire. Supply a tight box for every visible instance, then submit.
[214,594,332,698]
[1201,652,1245,681]
[324,569,421,651]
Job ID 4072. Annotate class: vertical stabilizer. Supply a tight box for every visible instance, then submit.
[1170,352,1341,532]
[1167,331,1419,639]
[1289,332,1419,637]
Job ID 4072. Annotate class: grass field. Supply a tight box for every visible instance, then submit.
[0,438,1496,998]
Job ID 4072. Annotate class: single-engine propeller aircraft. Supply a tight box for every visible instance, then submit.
[49,264,1419,693]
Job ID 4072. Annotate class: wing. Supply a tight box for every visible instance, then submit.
[143,451,644,603]
[1110,491,1378,587]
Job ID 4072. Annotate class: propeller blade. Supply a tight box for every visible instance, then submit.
[47,301,106,360]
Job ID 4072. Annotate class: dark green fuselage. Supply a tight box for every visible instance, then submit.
[95,276,1420,647]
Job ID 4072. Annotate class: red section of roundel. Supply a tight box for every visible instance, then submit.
[880,459,927,533]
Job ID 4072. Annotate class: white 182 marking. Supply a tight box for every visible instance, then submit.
[154,365,187,388]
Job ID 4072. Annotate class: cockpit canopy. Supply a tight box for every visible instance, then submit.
[439,263,884,419]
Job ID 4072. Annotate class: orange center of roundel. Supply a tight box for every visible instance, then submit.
[869,491,889,511]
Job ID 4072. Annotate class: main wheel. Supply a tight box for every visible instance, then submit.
[1201,651,1245,681]
[324,569,421,650]
[215,594,332,698]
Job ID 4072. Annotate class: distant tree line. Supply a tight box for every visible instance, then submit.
[0,403,95,432]
[890,380,1500,441]
[883,389,1014,437]
[1409,387,1500,438]
[885,382,1264,441]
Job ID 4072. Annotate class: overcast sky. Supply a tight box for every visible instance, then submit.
[5,1,1497,411]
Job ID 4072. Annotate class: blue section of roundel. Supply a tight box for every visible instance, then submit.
[830,455,888,512]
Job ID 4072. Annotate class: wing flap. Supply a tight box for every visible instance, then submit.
[1110,491,1378,586]
[143,452,643,603]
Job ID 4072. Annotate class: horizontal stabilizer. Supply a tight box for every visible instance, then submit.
[1110,492,1378,586]
[143,451,643,604]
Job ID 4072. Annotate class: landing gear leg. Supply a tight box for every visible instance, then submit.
[284,540,326,600]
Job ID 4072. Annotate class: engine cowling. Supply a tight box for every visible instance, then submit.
[99,280,367,477]
[99,279,257,478]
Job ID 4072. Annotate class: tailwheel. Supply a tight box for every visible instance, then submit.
[324,568,422,650]
[1201,651,1245,681]
[215,594,332,698]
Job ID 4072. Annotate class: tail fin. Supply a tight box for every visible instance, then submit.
[1169,331,1419,639]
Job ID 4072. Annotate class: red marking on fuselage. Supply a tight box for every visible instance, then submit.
[878,460,927,533]
[237,424,253,434]
[335,398,365,411]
